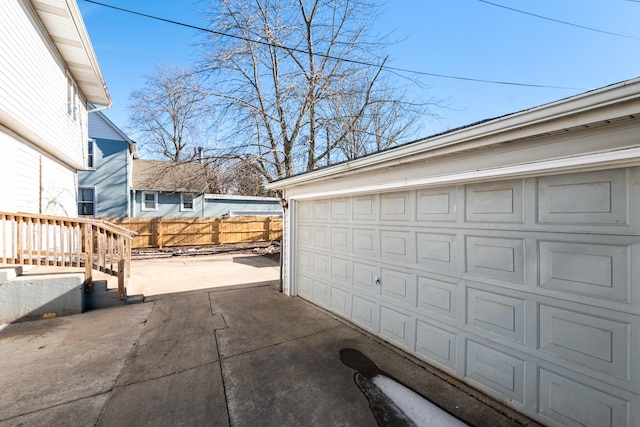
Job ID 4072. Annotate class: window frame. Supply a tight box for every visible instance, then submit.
[77,186,96,217]
[180,193,195,212]
[141,191,158,211]
[87,139,95,169]
[67,73,78,121]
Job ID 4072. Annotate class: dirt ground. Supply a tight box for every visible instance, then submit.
[132,241,281,263]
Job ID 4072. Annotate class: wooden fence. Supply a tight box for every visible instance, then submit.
[103,216,282,249]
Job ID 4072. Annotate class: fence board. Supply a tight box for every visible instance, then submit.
[103,216,282,249]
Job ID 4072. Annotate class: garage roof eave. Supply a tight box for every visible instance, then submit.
[267,77,640,191]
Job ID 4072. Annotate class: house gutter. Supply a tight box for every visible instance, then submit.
[267,77,640,191]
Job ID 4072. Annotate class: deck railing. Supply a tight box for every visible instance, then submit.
[0,212,136,300]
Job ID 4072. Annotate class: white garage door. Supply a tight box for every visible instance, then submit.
[294,167,639,426]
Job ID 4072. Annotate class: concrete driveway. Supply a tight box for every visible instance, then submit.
[127,253,280,296]
[0,254,539,426]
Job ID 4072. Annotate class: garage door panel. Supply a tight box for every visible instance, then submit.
[312,252,329,277]
[312,225,329,248]
[539,304,632,382]
[353,194,378,220]
[416,275,459,321]
[330,226,351,253]
[380,229,414,263]
[380,191,413,221]
[417,231,460,272]
[465,340,526,406]
[467,287,526,345]
[538,367,632,427]
[416,186,458,222]
[380,268,416,307]
[297,200,313,219]
[297,249,312,271]
[311,279,330,308]
[297,274,312,299]
[353,262,380,295]
[297,225,313,247]
[352,227,378,257]
[380,305,414,350]
[352,295,379,333]
[538,169,628,226]
[416,319,459,373]
[330,287,351,317]
[465,235,526,284]
[330,197,350,220]
[465,179,525,224]
[539,240,631,303]
[313,199,329,219]
[330,256,351,285]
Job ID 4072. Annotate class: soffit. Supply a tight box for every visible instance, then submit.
[30,0,111,106]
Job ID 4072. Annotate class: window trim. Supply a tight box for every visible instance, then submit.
[87,138,95,169]
[180,193,195,212]
[141,191,158,211]
[67,72,78,121]
[78,186,96,217]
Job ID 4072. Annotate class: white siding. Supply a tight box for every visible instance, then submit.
[0,0,87,169]
[0,126,77,216]
[0,129,18,212]
[40,155,77,216]
[15,141,40,213]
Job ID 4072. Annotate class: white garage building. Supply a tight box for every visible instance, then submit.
[268,78,640,426]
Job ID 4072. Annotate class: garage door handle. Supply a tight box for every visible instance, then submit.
[375,278,381,286]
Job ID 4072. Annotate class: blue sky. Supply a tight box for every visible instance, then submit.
[78,0,640,139]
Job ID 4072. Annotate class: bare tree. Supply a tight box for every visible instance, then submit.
[217,158,275,196]
[129,64,212,162]
[198,0,433,181]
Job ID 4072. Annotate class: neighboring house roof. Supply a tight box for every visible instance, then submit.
[132,159,212,193]
[29,0,111,106]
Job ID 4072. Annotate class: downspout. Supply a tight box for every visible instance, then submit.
[278,193,288,293]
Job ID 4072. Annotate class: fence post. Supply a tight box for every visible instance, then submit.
[264,217,270,242]
[155,217,164,249]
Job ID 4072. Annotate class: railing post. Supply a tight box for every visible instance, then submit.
[117,258,125,300]
[83,222,93,286]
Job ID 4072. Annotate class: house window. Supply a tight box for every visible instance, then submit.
[142,191,158,211]
[87,139,95,168]
[67,74,78,121]
[181,193,195,211]
[78,187,95,216]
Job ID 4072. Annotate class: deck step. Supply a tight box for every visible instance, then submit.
[125,294,145,304]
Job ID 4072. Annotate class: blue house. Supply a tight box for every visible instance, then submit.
[131,159,282,217]
[78,110,137,217]
[80,115,281,218]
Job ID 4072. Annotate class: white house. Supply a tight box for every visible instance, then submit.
[268,78,640,426]
[0,0,111,216]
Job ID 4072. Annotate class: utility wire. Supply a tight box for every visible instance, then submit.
[83,0,584,90]
[478,0,640,40]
